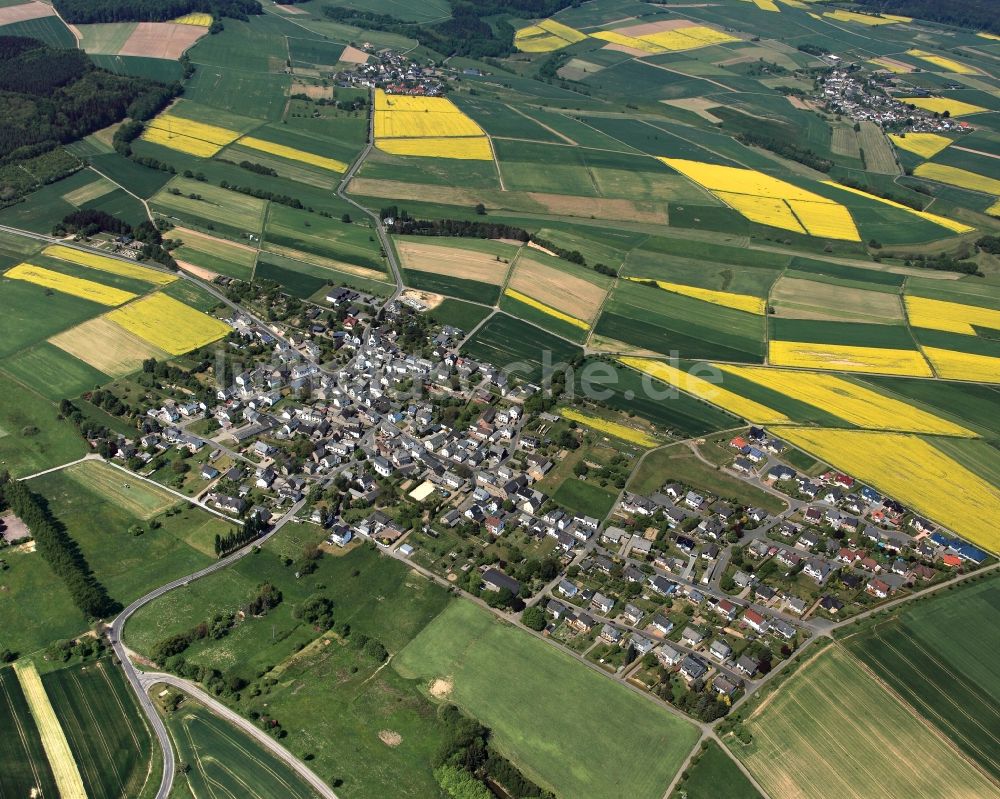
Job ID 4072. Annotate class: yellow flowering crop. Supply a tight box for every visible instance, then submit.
[787,199,861,241]
[922,347,1000,383]
[625,278,765,315]
[106,293,231,355]
[375,92,456,112]
[44,245,177,286]
[714,364,975,436]
[618,357,790,424]
[769,341,932,376]
[888,132,952,158]
[141,113,239,156]
[237,136,346,172]
[375,110,484,139]
[747,0,780,11]
[14,660,87,799]
[823,10,910,25]
[171,12,212,25]
[900,97,987,117]
[590,30,665,53]
[642,26,739,50]
[669,26,739,45]
[513,18,586,52]
[987,199,1000,218]
[821,182,974,234]
[914,163,1000,195]
[376,137,492,160]
[505,288,589,329]
[5,263,137,306]
[560,408,658,447]
[906,49,977,74]
[778,428,1000,552]
[978,32,1000,41]
[661,159,822,201]
[715,193,806,234]
[905,296,1000,336]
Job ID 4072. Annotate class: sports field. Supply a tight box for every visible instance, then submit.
[843,576,1000,779]
[732,646,997,799]
[42,658,156,799]
[395,601,699,799]
[166,700,319,799]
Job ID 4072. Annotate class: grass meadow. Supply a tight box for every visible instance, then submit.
[552,476,619,517]
[394,600,700,799]
[462,313,582,381]
[673,741,761,799]
[0,380,87,478]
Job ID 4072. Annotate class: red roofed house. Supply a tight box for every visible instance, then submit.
[730,436,748,450]
[942,553,962,568]
[742,609,769,633]
[867,578,891,599]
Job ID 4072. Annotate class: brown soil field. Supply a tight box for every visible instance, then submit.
[509,258,608,321]
[349,177,481,207]
[662,97,722,123]
[770,277,903,324]
[526,192,669,224]
[339,45,369,64]
[173,226,258,253]
[401,289,444,310]
[274,2,308,12]
[118,22,206,59]
[176,260,219,281]
[0,1,54,24]
[786,96,810,110]
[290,80,333,100]
[49,316,169,377]
[526,241,558,258]
[397,240,509,284]
[602,42,651,57]
[1,512,30,544]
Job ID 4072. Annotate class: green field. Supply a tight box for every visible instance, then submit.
[394,600,699,799]
[843,576,1000,778]
[173,232,256,281]
[673,741,761,799]
[0,380,88,478]
[151,178,268,237]
[264,204,385,273]
[552,476,618,518]
[42,658,156,799]
[402,269,501,304]
[462,313,582,381]
[164,700,319,799]
[427,298,492,331]
[499,292,590,343]
[729,645,998,799]
[0,665,58,798]
[0,277,105,359]
[1,343,108,402]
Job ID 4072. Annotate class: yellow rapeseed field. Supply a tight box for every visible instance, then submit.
[888,132,952,158]
[374,89,491,160]
[769,340,933,376]
[514,20,584,52]
[714,364,975,435]
[906,49,977,74]
[171,12,212,25]
[670,26,739,45]
[142,113,240,156]
[237,136,347,172]
[922,347,1000,383]
[661,159,821,200]
[505,288,589,329]
[44,245,177,286]
[560,408,659,447]
[5,263,137,306]
[900,97,987,117]
[821,182,974,234]
[106,293,231,355]
[823,10,910,25]
[715,193,806,234]
[978,32,1000,41]
[914,163,1000,196]
[905,295,1000,336]
[618,357,790,424]
[787,199,861,241]
[747,0,780,11]
[988,199,1000,218]
[625,278,765,314]
[376,137,493,160]
[777,428,1000,552]
[14,661,87,799]
[642,26,739,50]
[590,30,665,53]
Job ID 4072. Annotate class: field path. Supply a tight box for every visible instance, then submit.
[505,104,578,145]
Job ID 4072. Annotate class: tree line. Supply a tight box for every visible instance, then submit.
[214,515,266,557]
[53,0,262,24]
[0,473,120,618]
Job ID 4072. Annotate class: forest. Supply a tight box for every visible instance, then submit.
[0,36,178,164]
[53,0,262,24]
[853,0,1000,34]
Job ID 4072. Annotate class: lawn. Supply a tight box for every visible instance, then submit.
[629,445,786,513]
[0,665,58,799]
[42,658,156,799]
[163,699,319,799]
[672,741,761,799]
[730,645,997,799]
[842,575,1000,779]
[0,380,88,478]
[552,475,618,518]
[394,600,700,799]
